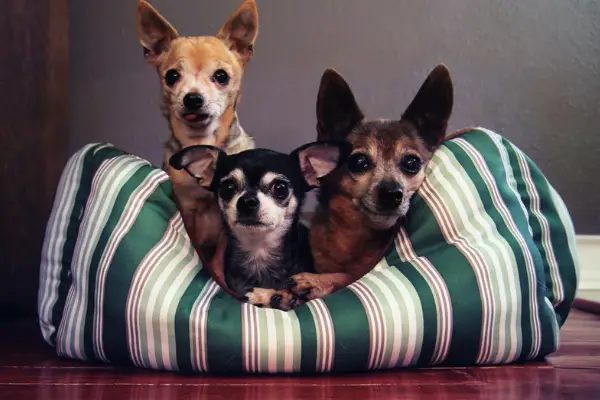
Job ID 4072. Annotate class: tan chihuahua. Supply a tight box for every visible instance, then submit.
[136,0,258,258]
[248,64,455,310]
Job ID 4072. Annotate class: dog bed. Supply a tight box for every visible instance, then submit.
[38,128,579,374]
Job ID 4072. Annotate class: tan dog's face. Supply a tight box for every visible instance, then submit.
[136,0,258,140]
[316,65,454,229]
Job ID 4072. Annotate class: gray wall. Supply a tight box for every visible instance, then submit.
[70,0,600,234]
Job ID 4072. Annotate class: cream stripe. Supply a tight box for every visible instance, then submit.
[190,280,220,372]
[432,149,520,364]
[93,171,167,361]
[512,144,564,306]
[455,138,542,359]
[383,268,421,367]
[72,158,145,359]
[308,299,334,372]
[419,179,496,364]
[433,145,521,363]
[306,301,323,372]
[253,302,262,372]
[144,234,191,369]
[158,248,200,370]
[264,310,278,373]
[127,215,183,367]
[241,303,249,372]
[58,157,142,359]
[131,217,183,366]
[242,302,251,372]
[486,134,528,363]
[39,144,108,343]
[281,311,296,372]
[364,259,400,368]
[395,229,452,364]
[349,281,383,370]
[57,157,120,358]
[364,271,409,368]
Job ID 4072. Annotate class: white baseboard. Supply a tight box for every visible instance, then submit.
[577,235,600,292]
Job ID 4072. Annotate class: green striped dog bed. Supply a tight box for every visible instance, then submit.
[38,128,579,374]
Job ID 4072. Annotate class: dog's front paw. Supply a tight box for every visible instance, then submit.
[287,273,335,301]
[244,288,303,311]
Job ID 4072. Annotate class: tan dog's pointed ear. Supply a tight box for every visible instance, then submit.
[293,141,350,189]
[136,0,179,66]
[316,68,364,142]
[217,0,259,65]
[401,64,454,149]
[169,145,223,190]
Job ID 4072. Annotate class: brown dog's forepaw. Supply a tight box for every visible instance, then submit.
[287,273,335,301]
[244,288,303,311]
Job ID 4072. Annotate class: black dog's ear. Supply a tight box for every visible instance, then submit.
[136,1,180,66]
[169,145,223,189]
[401,64,453,149]
[316,68,364,142]
[293,141,351,189]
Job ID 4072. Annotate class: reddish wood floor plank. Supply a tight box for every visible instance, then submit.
[0,309,599,399]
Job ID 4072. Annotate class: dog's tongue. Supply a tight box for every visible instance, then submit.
[184,113,197,121]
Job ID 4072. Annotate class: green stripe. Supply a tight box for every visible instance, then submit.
[405,181,483,364]
[205,294,244,373]
[504,138,578,325]
[137,225,192,368]
[325,289,369,372]
[83,166,159,360]
[101,179,178,365]
[385,245,438,366]
[501,140,562,357]
[163,247,200,370]
[449,131,546,361]
[49,144,107,345]
[174,271,212,372]
[369,267,424,367]
[296,303,318,373]
[61,156,145,359]
[429,146,523,363]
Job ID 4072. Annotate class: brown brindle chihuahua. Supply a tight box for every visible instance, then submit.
[136,0,258,258]
[247,64,455,310]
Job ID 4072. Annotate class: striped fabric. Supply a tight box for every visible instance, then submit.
[38,128,579,374]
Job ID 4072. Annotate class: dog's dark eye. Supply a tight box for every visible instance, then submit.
[348,153,372,174]
[165,69,181,87]
[219,180,238,201]
[399,154,422,175]
[213,69,230,86]
[271,180,290,200]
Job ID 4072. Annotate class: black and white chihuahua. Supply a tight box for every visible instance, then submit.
[169,141,347,308]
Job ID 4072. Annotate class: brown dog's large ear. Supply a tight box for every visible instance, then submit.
[169,145,223,190]
[217,0,259,65]
[136,1,179,66]
[293,141,350,189]
[316,69,364,142]
[401,64,454,149]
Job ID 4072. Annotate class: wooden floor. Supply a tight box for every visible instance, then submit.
[1,310,599,399]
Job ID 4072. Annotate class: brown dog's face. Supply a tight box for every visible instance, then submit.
[136,0,258,139]
[316,65,454,229]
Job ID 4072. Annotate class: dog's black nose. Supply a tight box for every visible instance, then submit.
[183,92,204,110]
[377,181,403,211]
[237,194,260,216]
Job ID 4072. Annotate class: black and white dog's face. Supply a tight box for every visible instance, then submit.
[213,150,306,239]
[170,142,348,246]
